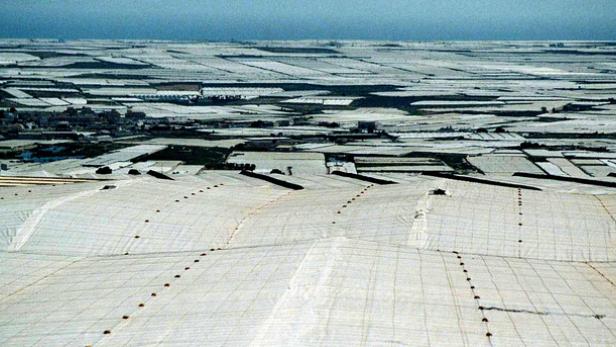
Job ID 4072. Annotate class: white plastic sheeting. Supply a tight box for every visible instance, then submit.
[0,176,286,256]
[468,155,545,175]
[226,151,327,175]
[0,182,101,249]
[1,173,616,345]
[1,238,615,346]
[2,175,616,261]
[82,145,167,167]
[229,182,425,248]
[410,180,616,261]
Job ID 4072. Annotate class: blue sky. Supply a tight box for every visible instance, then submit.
[1,0,615,40]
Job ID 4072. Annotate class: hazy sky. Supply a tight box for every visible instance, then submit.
[1,0,615,41]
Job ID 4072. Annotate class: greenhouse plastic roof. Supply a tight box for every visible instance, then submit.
[1,172,616,346]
